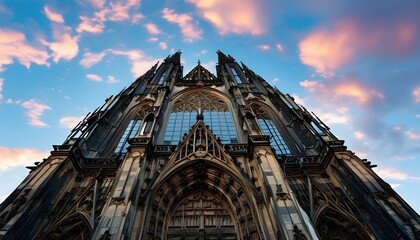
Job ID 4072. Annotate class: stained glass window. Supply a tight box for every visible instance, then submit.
[115,119,141,157]
[164,91,237,144]
[253,104,291,155]
[158,68,168,84]
[230,67,242,84]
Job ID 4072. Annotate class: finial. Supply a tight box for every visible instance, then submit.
[198,60,201,65]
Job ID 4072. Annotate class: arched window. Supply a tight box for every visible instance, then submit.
[158,68,169,84]
[230,66,243,84]
[252,104,291,155]
[114,118,141,157]
[164,91,237,144]
[114,106,153,157]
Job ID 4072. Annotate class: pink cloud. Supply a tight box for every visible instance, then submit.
[299,20,419,76]
[413,86,420,103]
[354,131,365,139]
[0,28,49,70]
[131,13,144,24]
[80,50,107,68]
[106,75,118,83]
[258,44,270,51]
[0,146,49,171]
[186,0,267,35]
[47,27,79,62]
[299,22,357,76]
[159,42,168,50]
[333,81,384,104]
[108,0,141,22]
[77,0,142,34]
[406,129,420,140]
[77,15,105,33]
[86,0,105,8]
[43,6,64,23]
[0,78,3,100]
[59,116,84,129]
[162,8,202,42]
[147,37,159,42]
[374,167,420,181]
[21,99,51,127]
[144,23,162,34]
[86,74,103,82]
[299,80,328,94]
[300,77,384,106]
[111,49,159,77]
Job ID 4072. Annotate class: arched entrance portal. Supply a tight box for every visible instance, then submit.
[167,191,236,239]
[144,159,262,240]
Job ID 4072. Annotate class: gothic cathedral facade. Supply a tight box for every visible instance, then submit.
[0,51,419,240]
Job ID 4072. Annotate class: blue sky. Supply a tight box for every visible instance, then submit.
[0,0,419,213]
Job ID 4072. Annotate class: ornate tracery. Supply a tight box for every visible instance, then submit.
[164,91,236,144]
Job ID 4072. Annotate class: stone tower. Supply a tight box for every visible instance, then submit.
[0,51,419,240]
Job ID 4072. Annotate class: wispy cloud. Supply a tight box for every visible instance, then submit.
[354,131,365,139]
[375,167,420,181]
[108,0,141,22]
[111,49,159,77]
[80,50,107,68]
[77,15,105,33]
[106,75,118,83]
[300,76,384,106]
[0,146,49,172]
[86,73,103,82]
[312,108,350,125]
[46,26,79,62]
[162,8,202,42]
[276,43,284,52]
[258,44,270,51]
[201,61,216,72]
[0,78,3,100]
[186,0,267,35]
[299,20,419,76]
[147,37,159,42]
[159,42,167,50]
[21,99,51,127]
[59,116,84,129]
[86,0,105,9]
[144,22,162,34]
[413,86,420,103]
[194,49,207,56]
[0,28,50,71]
[77,0,142,34]
[406,129,420,139]
[43,6,64,23]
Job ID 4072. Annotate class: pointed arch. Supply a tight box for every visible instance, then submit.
[249,102,292,156]
[40,212,93,240]
[316,207,372,240]
[163,89,238,145]
[142,159,263,239]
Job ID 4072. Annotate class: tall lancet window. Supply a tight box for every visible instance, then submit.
[230,66,243,84]
[164,91,237,144]
[252,104,291,155]
[114,107,153,157]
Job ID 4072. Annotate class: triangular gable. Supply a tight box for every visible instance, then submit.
[182,62,217,82]
[168,120,231,164]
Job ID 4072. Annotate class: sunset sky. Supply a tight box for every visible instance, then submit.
[0,0,419,212]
